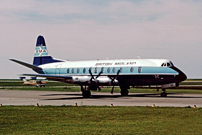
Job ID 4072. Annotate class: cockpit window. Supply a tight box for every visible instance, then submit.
[170,61,174,66]
[161,61,174,67]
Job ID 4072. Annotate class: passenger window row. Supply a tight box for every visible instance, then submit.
[66,67,141,74]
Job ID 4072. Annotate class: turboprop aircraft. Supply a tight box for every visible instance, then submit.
[10,35,187,97]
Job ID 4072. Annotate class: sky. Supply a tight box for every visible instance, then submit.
[1,0,202,79]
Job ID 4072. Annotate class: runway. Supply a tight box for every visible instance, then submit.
[1,90,202,107]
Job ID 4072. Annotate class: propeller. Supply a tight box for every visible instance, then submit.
[110,69,121,94]
[88,69,103,91]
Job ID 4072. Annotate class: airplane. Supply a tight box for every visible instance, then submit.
[10,35,187,97]
[22,78,47,87]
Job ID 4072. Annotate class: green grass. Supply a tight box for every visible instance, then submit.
[2,79,202,94]
[0,106,202,134]
[1,79,202,87]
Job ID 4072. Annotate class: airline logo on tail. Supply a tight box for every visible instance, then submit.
[34,45,49,56]
[34,35,49,57]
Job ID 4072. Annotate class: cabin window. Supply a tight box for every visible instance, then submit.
[107,68,110,73]
[67,68,70,73]
[94,67,98,73]
[112,67,116,73]
[138,67,142,73]
[130,67,134,72]
[77,68,80,73]
[83,68,86,73]
[71,68,74,73]
[101,67,104,73]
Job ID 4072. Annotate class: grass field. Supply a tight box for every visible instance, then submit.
[1,79,202,86]
[0,106,202,134]
[1,79,202,94]
[1,80,202,134]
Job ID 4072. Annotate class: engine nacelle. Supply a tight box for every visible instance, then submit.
[96,76,112,84]
[72,76,91,83]
[71,76,117,85]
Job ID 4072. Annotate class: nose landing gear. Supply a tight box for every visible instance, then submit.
[160,88,167,97]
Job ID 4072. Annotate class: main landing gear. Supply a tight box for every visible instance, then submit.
[81,85,91,98]
[82,90,91,98]
[120,90,129,96]
[160,88,167,97]
[120,86,129,96]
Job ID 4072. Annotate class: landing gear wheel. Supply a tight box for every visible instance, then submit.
[82,90,91,98]
[161,88,167,97]
[120,90,129,96]
[161,92,167,97]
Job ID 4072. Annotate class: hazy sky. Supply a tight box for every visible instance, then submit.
[1,0,202,79]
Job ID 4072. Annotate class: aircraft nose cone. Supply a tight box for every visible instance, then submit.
[170,66,187,82]
[178,70,187,82]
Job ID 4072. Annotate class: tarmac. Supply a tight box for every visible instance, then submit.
[1,90,202,107]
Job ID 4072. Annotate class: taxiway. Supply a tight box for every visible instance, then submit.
[0,90,202,107]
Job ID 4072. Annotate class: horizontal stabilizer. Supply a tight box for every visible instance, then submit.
[9,59,42,70]
[23,74,72,79]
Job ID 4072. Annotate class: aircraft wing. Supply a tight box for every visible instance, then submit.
[23,74,72,80]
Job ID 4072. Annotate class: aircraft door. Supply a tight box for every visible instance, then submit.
[55,64,62,74]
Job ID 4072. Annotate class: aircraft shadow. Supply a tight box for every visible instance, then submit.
[41,93,82,96]
[42,93,202,100]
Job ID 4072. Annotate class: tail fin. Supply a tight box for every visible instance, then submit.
[33,35,62,66]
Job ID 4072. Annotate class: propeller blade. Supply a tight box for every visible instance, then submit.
[88,69,102,91]
[110,69,120,94]
[89,69,94,79]
[96,71,103,79]
[115,69,121,79]
[111,86,114,94]
[89,69,95,83]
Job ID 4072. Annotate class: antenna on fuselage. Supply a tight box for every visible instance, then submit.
[137,56,141,59]
[106,57,109,60]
